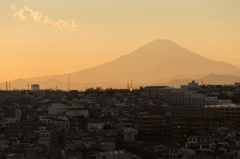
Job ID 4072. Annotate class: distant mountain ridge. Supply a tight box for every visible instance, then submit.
[2,74,240,90]
[152,74,240,88]
[2,39,240,89]
[25,39,239,84]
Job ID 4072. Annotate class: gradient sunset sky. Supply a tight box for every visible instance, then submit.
[1,0,240,82]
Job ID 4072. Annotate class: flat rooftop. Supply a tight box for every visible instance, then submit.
[205,104,240,108]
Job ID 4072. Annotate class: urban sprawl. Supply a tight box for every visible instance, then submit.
[1,81,240,159]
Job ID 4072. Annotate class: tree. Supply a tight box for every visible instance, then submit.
[95,87,103,95]
[106,88,114,96]
[86,87,95,94]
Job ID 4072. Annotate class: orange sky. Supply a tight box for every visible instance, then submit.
[1,0,240,82]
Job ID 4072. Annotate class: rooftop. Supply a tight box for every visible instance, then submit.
[144,86,168,89]
[205,104,239,108]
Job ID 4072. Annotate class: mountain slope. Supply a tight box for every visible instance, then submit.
[151,74,240,88]
[26,39,239,83]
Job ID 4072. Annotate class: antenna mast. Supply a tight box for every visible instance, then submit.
[68,74,70,92]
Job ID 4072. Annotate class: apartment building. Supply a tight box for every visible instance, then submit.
[124,127,138,142]
[158,88,232,107]
[181,80,200,91]
[171,107,218,122]
[66,108,89,118]
[0,92,34,104]
[51,118,70,133]
[172,119,237,139]
[48,103,71,115]
[87,118,114,129]
[16,121,39,133]
[136,116,171,136]
[31,84,40,91]
[144,86,170,99]
[205,104,240,120]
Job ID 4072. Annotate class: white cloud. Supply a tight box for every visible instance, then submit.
[12,10,27,20]
[10,5,16,10]
[24,6,42,22]
[10,5,77,31]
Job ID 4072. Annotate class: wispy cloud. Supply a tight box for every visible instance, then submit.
[12,9,27,20]
[10,5,77,31]
[24,6,42,22]
[10,5,16,10]
[235,54,240,58]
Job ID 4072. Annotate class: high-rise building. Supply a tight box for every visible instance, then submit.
[31,84,40,91]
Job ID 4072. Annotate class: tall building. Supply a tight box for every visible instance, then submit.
[31,84,40,91]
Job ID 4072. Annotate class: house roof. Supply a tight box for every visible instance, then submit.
[196,141,213,145]
[88,118,113,123]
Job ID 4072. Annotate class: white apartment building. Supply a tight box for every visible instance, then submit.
[87,118,114,129]
[66,108,89,118]
[181,80,200,91]
[124,127,138,142]
[158,88,233,107]
[48,103,71,115]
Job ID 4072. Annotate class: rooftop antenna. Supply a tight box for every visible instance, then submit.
[6,82,8,91]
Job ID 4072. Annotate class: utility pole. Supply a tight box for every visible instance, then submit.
[28,83,29,90]
[6,82,8,91]
[9,82,10,91]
